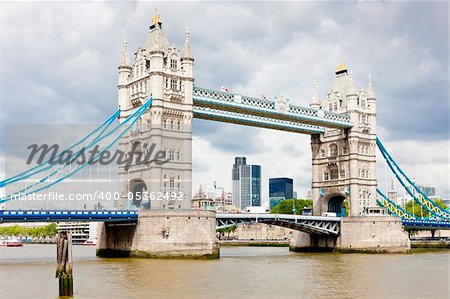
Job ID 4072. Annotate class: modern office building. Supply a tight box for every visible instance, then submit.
[269,178,294,198]
[57,222,98,244]
[269,177,293,209]
[232,157,261,210]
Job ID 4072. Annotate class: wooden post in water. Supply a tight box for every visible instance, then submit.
[55,231,73,296]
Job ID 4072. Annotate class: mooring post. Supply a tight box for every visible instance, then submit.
[55,231,74,296]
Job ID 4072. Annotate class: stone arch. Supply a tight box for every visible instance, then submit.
[128,179,148,209]
[329,143,338,156]
[324,193,347,217]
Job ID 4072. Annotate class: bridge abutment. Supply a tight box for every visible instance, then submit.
[289,216,411,253]
[97,210,219,259]
[336,216,410,253]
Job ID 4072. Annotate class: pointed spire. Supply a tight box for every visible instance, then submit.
[182,28,193,59]
[347,70,357,96]
[366,74,375,99]
[151,8,161,26]
[335,57,348,75]
[120,39,130,66]
[310,81,321,107]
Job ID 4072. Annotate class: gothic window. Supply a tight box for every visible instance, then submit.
[342,145,348,155]
[169,177,175,189]
[329,103,333,111]
[175,151,180,161]
[333,102,337,111]
[170,59,177,70]
[330,168,339,180]
[340,170,346,178]
[323,172,329,181]
[170,120,174,130]
[163,119,167,128]
[361,99,366,108]
[321,149,326,158]
[169,150,175,161]
[177,121,181,131]
[171,79,177,91]
[329,144,338,157]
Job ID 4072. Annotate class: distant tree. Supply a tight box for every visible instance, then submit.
[216,225,237,240]
[405,198,447,218]
[0,223,57,238]
[270,199,313,214]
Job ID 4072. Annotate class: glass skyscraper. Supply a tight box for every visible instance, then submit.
[232,157,261,210]
[269,178,294,209]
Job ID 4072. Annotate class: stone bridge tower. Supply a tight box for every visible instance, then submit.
[310,62,377,217]
[116,10,194,210]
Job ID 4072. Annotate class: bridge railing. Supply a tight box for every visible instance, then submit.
[193,86,351,125]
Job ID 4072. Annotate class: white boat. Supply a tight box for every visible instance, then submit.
[6,238,23,247]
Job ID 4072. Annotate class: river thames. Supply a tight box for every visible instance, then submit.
[0,245,448,298]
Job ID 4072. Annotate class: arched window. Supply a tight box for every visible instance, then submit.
[321,149,326,158]
[342,145,348,155]
[330,167,339,180]
[329,144,338,156]
[170,59,177,70]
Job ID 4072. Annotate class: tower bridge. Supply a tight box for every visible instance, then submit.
[1,10,445,257]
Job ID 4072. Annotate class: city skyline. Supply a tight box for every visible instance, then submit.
[0,2,448,205]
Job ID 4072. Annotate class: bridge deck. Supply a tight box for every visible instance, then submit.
[1,211,448,232]
[193,86,353,134]
[0,210,138,222]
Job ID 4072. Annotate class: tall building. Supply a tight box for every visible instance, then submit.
[310,62,377,216]
[407,184,436,197]
[269,177,293,209]
[232,157,261,210]
[117,10,193,210]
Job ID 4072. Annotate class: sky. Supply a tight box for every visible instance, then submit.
[0,1,448,207]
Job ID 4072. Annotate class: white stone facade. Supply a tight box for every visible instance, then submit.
[310,64,377,216]
[117,12,194,210]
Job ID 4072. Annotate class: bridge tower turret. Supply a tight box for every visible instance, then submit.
[116,9,193,210]
[309,81,321,110]
[118,39,132,112]
[311,61,377,217]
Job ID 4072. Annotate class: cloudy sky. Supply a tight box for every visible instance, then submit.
[0,1,448,207]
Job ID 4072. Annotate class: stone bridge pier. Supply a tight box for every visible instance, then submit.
[97,210,219,259]
[289,216,410,253]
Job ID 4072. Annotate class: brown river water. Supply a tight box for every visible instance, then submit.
[0,245,448,299]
